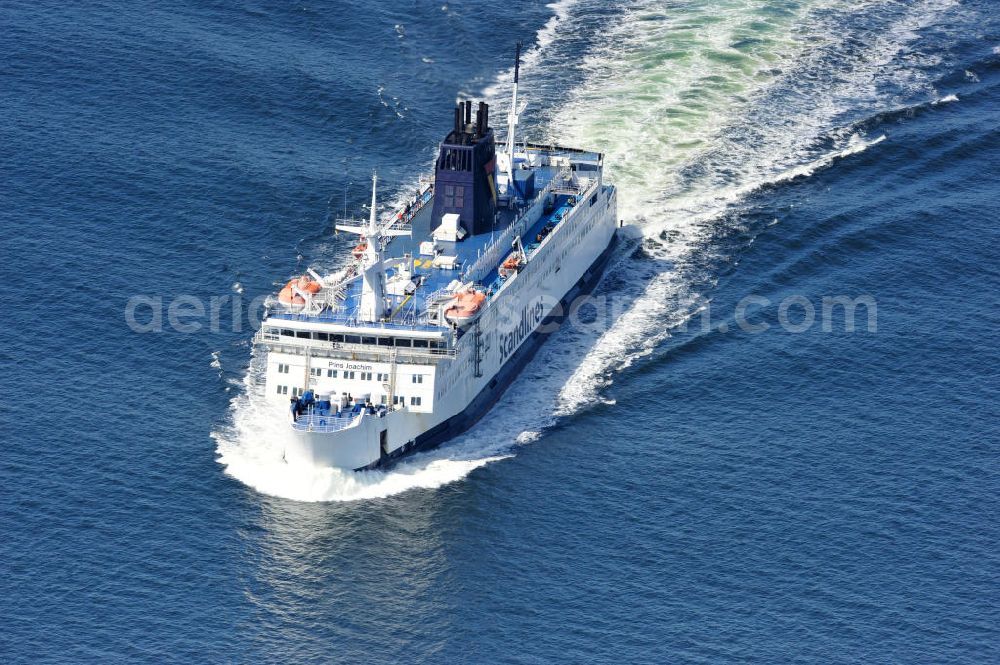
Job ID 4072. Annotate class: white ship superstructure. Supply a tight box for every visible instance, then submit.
[254,49,620,470]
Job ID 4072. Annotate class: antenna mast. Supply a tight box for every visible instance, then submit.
[333,171,412,322]
[505,41,522,192]
[366,171,379,256]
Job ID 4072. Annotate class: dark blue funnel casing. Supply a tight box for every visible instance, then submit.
[430,100,497,237]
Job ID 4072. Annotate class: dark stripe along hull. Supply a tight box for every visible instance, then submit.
[360,232,620,471]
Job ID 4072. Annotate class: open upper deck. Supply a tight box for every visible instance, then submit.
[261,81,610,340]
[266,140,605,336]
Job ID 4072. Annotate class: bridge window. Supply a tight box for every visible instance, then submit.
[345,335,361,344]
[412,339,429,348]
[394,338,412,347]
[281,329,295,337]
[361,336,376,345]
[295,330,311,339]
[378,337,392,346]
[315,332,329,341]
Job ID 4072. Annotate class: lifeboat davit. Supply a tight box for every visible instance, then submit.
[352,241,368,258]
[277,275,321,310]
[444,290,487,326]
[278,282,305,310]
[499,253,523,278]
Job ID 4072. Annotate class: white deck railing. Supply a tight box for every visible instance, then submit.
[292,412,364,433]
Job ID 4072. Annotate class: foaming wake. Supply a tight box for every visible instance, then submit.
[216,0,969,501]
[542,0,957,413]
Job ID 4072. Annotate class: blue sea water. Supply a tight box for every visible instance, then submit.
[3,0,999,662]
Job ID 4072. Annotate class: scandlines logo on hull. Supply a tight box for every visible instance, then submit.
[498,301,547,361]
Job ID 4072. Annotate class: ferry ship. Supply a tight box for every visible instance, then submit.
[254,48,620,470]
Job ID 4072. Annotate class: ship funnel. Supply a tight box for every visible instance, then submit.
[476,101,487,137]
[431,99,497,237]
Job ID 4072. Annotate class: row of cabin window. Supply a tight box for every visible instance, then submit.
[309,368,371,380]
[301,367,424,383]
[275,385,311,398]
[268,328,444,349]
[279,386,324,399]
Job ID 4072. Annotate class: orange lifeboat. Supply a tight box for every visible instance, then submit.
[444,290,487,326]
[499,253,523,278]
[352,241,368,258]
[277,275,320,310]
[296,275,321,294]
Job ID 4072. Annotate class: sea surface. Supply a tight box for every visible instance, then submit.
[3,0,999,662]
